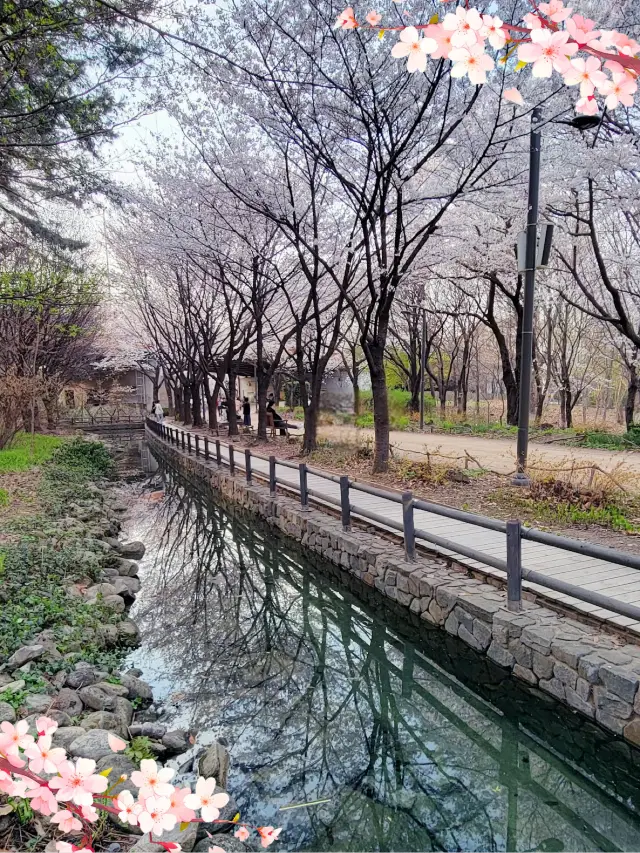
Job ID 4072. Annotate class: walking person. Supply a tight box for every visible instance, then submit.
[152,400,164,423]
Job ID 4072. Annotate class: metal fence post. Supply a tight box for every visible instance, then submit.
[269,456,277,497]
[187,433,192,454]
[216,440,222,466]
[340,476,351,531]
[245,449,252,484]
[204,437,210,460]
[402,491,416,562]
[181,431,185,451]
[506,520,523,612]
[299,463,309,510]
[195,435,200,456]
[229,444,235,476]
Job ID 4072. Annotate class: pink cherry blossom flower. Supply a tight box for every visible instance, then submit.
[427,24,454,59]
[0,770,14,794]
[36,717,58,737]
[138,795,177,836]
[25,735,66,775]
[565,15,601,47]
[518,29,577,77]
[538,0,572,23]
[49,757,109,807]
[365,11,381,26]
[482,15,506,50]
[257,827,282,849]
[208,848,226,853]
[333,7,357,30]
[575,95,599,115]
[116,790,142,826]
[131,759,175,799]
[562,57,607,97]
[8,777,29,797]
[449,44,495,85]
[523,13,542,30]
[80,803,99,823]
[443,6,484,48]
[168,786,197,823]
[55,843,74,853]
[235,827,251,842]
[390,26,437,73]
[600,73,637,109]
[503,88,524,105]
[184,777,230,823]
[0,720,35,760]
[25,782,59,816]
[51,810,83,834]
[107,734,127,753]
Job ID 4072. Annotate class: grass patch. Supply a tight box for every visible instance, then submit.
[0,487,9,507]
[0,432,62,473]
[0,438,128,691]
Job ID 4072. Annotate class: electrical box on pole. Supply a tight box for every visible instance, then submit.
[516,223,554,272]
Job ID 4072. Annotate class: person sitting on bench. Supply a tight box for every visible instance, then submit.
[267,395,286,436]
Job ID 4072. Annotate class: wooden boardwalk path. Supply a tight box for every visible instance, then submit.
[159,421,640,637]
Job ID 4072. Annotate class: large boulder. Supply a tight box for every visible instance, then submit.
[94,681,129,698]
[51,688,83,717]
[103,594,126,613]
[52,726,86,751]
[84,582,118,600]
[119,673,153,703]
[47,710,73,728]
[96,623,119,647]
[0,701,16,723]
[23,693,54,714]
[198,742,230,789]
[117,541,146,560]
[113,577,141,599]
[113,696,134,728]
[115,560,140,578]
[69,729,116,761]
[117,619,141,645]
[129,722,167,740]
[7,645,45,669]
[65,668,100,690]
[162,730,190,754]
[81,710,128,738]
[79,684,117,712]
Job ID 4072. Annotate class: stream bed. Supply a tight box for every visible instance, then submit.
[122,446,640,852]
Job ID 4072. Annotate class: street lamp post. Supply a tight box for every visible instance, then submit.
[513,106,542,486]
[419,306,427,431]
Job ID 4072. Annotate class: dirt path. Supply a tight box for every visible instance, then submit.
[317,424,640,477]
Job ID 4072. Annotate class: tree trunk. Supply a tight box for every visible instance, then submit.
[191,383,203,427]
[227,372,238,436]
[166,383,174,417]
[42,393,58,429]
[625,366,638,431]
[256,370,269,441]
[369,353,390,473]
[302,393,321,454]
[353,383,361,417]
[182,386,192,426]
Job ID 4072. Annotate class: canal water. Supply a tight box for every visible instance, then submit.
[124,448,640,852]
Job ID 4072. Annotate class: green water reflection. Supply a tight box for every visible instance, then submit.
[128,459,640,852]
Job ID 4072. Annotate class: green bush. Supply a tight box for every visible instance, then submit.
[48,438,115,479]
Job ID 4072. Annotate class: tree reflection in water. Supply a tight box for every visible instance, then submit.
[127,460,640,852]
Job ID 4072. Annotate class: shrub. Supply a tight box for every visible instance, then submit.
[48,438,115,479]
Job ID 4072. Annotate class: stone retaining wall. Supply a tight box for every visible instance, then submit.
[148,431,640,750]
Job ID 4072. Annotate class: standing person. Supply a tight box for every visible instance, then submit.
[243,396,251,427]
[152,400,164,423]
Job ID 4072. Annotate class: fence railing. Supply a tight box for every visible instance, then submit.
[145,417,640,625]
